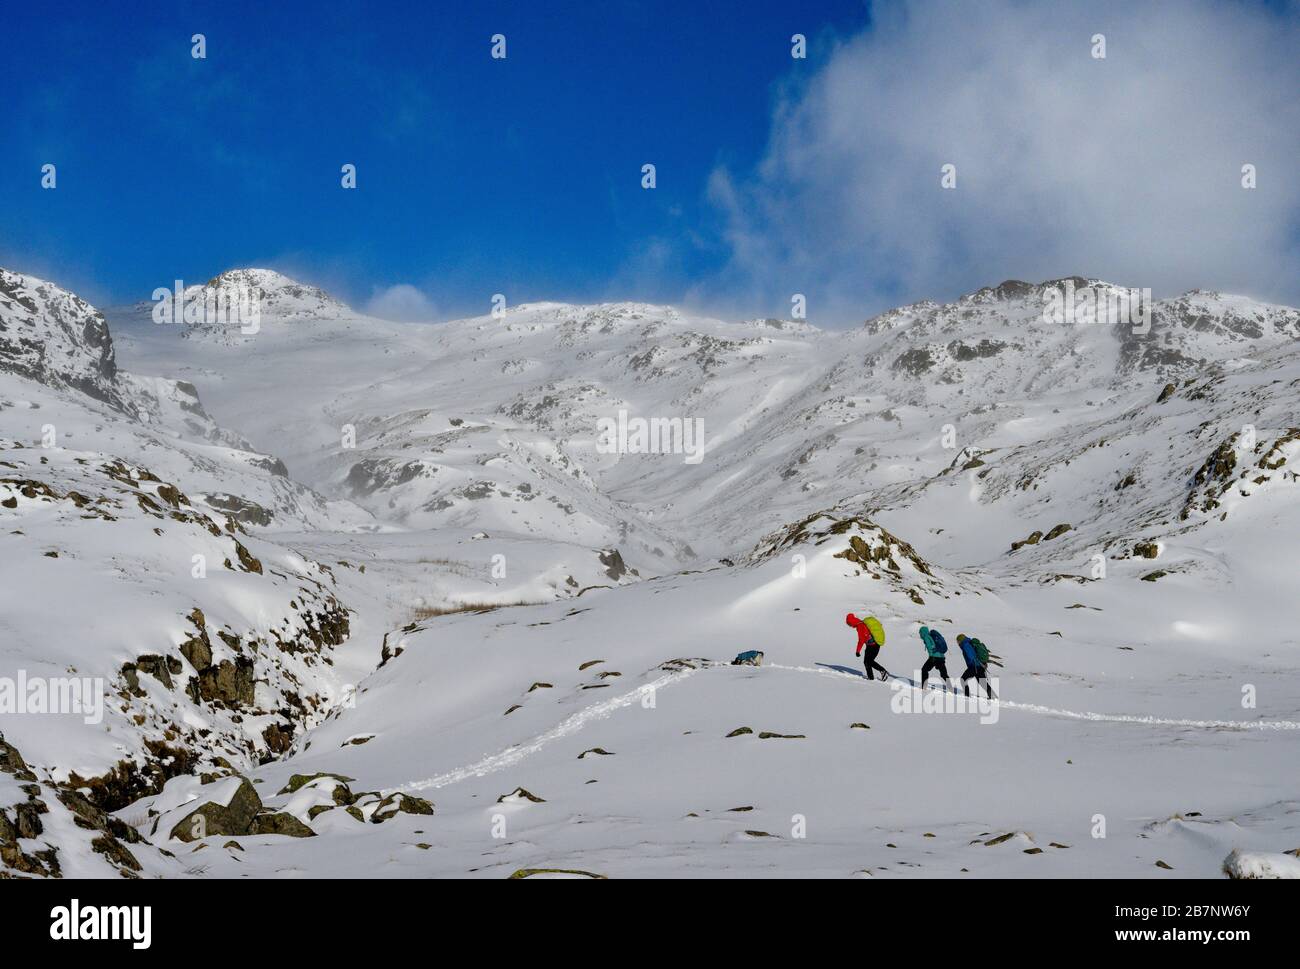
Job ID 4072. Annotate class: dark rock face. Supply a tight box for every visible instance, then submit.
[134,654,176,689]
[599,548,628,581]
[277,772,356,796]
[987,280,1036,301]
[202,492,274,527]
[1,734,140,877]
[249,455,290,478]
[262,723,294,755]
[345,458,428,497]
[233,540,263,574]
[1011,530,1044,551]
[371,792,434,822]
[249,811,316,837]
[1182,437,1240,519]
[168,777,263,842]
[192,657,257,707]
[892,347,936,376]
[179,634,212,672]
[68,739,200,814]
[946,338,1007,362]
[179,608,214,670]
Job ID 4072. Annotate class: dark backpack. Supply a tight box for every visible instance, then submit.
[971,638,989,665]
[929,630,948,655]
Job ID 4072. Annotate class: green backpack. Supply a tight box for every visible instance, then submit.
[864,616,885,647]
[971,638,989,665]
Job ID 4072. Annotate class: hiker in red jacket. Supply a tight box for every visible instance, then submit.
[846,613,889,681]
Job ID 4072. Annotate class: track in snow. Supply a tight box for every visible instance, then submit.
[400,666,702,792]
[395,660,1300,795]
[769,662,1300,731]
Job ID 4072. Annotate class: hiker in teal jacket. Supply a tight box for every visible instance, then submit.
[918,626,952,690]
[956,634,996,699]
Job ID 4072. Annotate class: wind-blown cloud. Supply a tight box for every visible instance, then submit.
[705,0,1300,324]
[363,284,438,322]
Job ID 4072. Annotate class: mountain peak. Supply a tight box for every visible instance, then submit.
[0,267,124,408]
[196,268,350,314]
[171,268,353,342]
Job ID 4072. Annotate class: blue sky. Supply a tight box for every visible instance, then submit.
[2,0,869,316]
[3,1,1297,323]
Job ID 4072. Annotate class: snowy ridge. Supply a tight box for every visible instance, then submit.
[2,266,1298,878]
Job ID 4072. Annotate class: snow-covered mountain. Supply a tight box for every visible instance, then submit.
[3,267,1298,878]
[1,268,123,409]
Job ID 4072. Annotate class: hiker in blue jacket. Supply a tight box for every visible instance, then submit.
[956,633,996,699]
[918,626,952,690]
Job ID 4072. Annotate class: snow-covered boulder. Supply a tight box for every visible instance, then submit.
[1222,849,1300,879]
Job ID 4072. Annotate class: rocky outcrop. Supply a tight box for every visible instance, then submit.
[249,811,316,837]
[1,733,142,878]
[167,776,262,842]
[0,268,125,409]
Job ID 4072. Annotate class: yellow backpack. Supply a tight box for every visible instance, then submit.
[864,616,886,646]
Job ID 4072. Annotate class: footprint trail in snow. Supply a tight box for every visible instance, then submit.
[396,660,1298,796]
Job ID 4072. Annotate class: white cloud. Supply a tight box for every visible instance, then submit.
[706,0,1300,324]
[363,284,437,322]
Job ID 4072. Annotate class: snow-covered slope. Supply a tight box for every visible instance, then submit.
[3,267,1297,878]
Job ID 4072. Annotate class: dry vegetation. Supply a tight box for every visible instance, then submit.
[409,599,543,622]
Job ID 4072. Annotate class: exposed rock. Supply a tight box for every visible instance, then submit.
[0,268,125,409]
[179,611,213,670]
[598,548,630,581]
[67,739,199,813]
[135,654,174,688]
[497,787,545,804]
[1182,437,1239,519]
[192,657,256,707]
[91,834,142,871]
[371,792,434,822]
[262,722,293,754]
[509,867,606,879]
[168,777,262,842]
[277,772,356,796]
[202,492,274,526]
[249,811,316,837]
[1011,530,1043,551]
[233,540,263,574]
